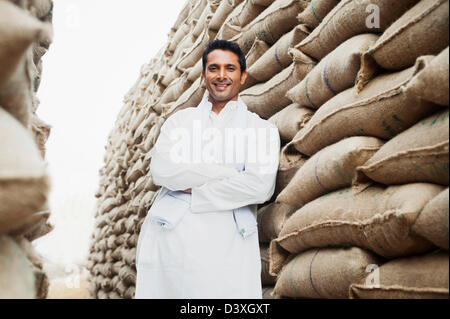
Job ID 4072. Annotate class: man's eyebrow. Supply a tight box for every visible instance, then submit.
[207,63,238,68]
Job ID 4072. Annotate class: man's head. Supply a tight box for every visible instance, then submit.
[202,40,248,105]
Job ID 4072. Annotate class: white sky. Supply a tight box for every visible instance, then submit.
[34,0,188,267]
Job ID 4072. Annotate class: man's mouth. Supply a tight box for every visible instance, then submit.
[213,83,231,91]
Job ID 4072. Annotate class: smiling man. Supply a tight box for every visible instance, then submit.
[135,40,280,299]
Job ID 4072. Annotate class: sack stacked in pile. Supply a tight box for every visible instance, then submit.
[0,0,54,299]
[87,0,449,299]
[268,0,449,299]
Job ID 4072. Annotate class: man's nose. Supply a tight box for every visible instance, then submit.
[217,67,226,80]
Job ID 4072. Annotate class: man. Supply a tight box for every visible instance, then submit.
[135,40,280,299]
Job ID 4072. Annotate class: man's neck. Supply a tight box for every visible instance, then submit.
[208,95,238,115]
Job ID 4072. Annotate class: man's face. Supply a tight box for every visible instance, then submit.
[202,49,248,104]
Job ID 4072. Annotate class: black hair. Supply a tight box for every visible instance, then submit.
[202,40,246,73]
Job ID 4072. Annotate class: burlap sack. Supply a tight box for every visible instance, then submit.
[356,110,449,187]
[186,0,208,24]
[230,0,268,27]
[168,22,191,53]
[168,33,195,67]
[241,49,316,119]
[209,0,245,31]
[275,183,443,260]
[275,142,307,200]
[158,73,192,105]
[412,188,449,250]
[0,1,50,89]
[0,108,50,234]
[296,0,340,29]
[262,287,278,299]
[164,77,206,117]
[359,0,449,89]
[268,103,313,142]
[407,47,449,106]
[257,202,297,243]
[277,136,384,209]
[287,34,379,109]
[192,4,213,38]
[245,38,270,67]
[350,250,449,299]
[235,0,309,54]
[248,24,310,82]
[187,59,203,83]
[161,64,183,88]
[170,0,194,32]
[31,114,51,158]
[274,247,383,299]
[216,22,242,40]
[29,0,53,22]
[260,244,277,286]
[292,60,441,156]
[252,0,276,5]
[177,29,210,72]
[297,0,419,60]
[0,235,35,298]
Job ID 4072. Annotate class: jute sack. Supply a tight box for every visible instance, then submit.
[407,47,449,106]
[164,77,206,117]
[287,34,379,109]
[31,114,51,158]
[168,23,191,53]
[0,108,50,235]
[0,0,50,89]
[168,33,195,67]
[350,250,449,299]
[297,0,419,60]
[292,60,441,156]
[241,49,316,119]
[177,29,210,72]
[161,64,183,88]
[170,0,194,32]
[209,0,245,31]
[356,110,449,187]
[358,0,449,88]
[216,22,242,40]
[29,0,53,22]
[0,235,35,298]
[412,188,449,250]
[277,136,384,209]
[268,103,313,142]
[248,24,310,82]
[187,59,203,83]
[260,244,277,286]
[274,142,307,200]
[235,0,309,54]
[252,0,276,5]
[158,73,192,105]
[238,39,269,90]
[230,0,268,27]
[192,4,213,38]
[257,202,297,243]
[245,38,270,67]
[296,0,340,30]
[274,183,444,263]
[186,0,208,24]
[274,247,383,299]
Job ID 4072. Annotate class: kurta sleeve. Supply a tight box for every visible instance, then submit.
[190,121,280,213]
[150,110,240,191]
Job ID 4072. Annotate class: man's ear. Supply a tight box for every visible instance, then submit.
[240,70,248,85]
[201,70,205,79]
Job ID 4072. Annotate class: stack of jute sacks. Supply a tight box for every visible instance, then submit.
[0,0,54,299]
[88,0,449,299]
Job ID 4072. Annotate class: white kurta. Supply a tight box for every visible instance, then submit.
[135,94,280,299]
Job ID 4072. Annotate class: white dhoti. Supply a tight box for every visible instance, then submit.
[135,203,262,299]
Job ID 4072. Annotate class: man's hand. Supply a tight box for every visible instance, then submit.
[182,189,192,194]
